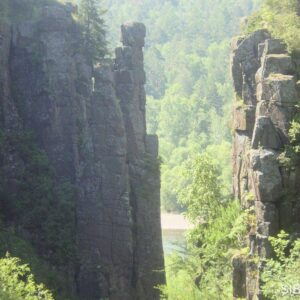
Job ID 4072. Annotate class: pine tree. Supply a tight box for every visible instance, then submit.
[79,0,108,65]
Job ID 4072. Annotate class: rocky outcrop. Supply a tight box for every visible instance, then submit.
[231,30,300,299]
[115,22,165,300]
[0,3,164,300]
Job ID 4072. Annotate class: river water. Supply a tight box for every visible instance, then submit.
[162,228,187,255]
[161,213,191,255]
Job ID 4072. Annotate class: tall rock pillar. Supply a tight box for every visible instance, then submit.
[115,22,165,300]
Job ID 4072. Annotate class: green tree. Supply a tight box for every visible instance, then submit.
[160,155,247,299]
[245,0,300,53]
[0,254,53,300]
[79,0,108,65]
[179,154,223,223]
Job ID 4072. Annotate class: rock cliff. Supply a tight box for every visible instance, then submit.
[0,2,164,300]
[231,30,300,299]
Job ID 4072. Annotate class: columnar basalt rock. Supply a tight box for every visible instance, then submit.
[115,22,165,300]
[0,3,164,300]
[231,31,300,299]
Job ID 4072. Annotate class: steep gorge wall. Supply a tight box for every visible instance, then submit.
[0,3,164,300]
[231,30,300,299]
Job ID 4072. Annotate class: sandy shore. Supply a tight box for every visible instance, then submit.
[161,213,193,230]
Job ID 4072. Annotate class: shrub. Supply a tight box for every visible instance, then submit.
[244,0,300,53]
[0,254,54,300]
[262,231,300,299]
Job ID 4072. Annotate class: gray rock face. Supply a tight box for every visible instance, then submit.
[233,105,256,132]
[249,149,282,203]
[231,29,270,105]
[115,22,165,300]
[256,54,294,83]
[121,22,146,47]
[231,31,300,299]
[257,75,297,104]
[0,4,164,300]
[251,116,283,150]
[263,39,287,55]
[232,254,246,299]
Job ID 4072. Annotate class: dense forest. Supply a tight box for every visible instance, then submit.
[1,0,300,299]
[103,0,261,212]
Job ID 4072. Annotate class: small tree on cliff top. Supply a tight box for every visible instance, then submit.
[79,0,108,65]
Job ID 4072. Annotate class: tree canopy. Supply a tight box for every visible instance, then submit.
[79,0,108,65]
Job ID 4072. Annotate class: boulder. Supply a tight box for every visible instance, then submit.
[258,54,294,81]
[251,116,283,150]
[121,22,146,47]
[256,101,293,140]
[255,201,279,236]
[257,75,297,104]
[249,149,282,203]
[233,105,256,132]
[263,39,287,55]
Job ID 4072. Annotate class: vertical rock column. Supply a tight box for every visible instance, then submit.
[77,64,134,300]
[115,22,165,300]
[231,31,300,299]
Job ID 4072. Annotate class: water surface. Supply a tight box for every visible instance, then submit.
[161,213,191,255]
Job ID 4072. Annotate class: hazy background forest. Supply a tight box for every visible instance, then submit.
[103,0,261,212]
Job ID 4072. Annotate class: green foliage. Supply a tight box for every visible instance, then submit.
[289,111,300,148]
[244,0,300,53]
[277,150,294,168]
[0,254,54,300]
[79,0,108,65]
[244,192,256,203]
[0,219,75,300]
[159,255,202,300]
[277,105,300,168]
[0,131,76,268]
[160,156,247,299]
[289,119,300,146]
[179,154,222,222]
[161,201,246,299]
[261,231,300,299]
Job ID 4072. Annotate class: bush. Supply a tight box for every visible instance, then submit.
[244,0,300,53]
[262,231,300,299]
[0,254,54,300]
